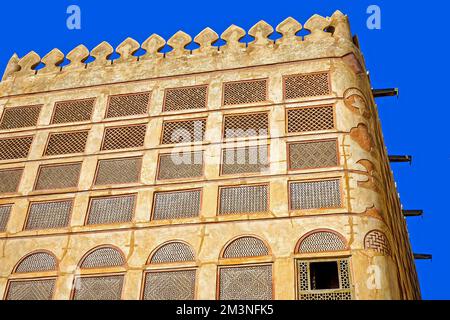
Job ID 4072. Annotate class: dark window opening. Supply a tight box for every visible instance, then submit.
[310,261,339,290]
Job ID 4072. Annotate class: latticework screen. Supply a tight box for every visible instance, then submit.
[219,185,268,215]
[80,247,125,268]
[25,200,73,230]
[0,136,33,160]
[0,204,11,232]
[221,146,269,175]
[153,189,201,220]
[297,259,352,300]
[284,72,331,99]
[157,152,203,180]
[6,279,56,300]
[0,105,42,130]
[44,131,88,156]
[86,194,136,225]
[34,163,81,190]
[0,168,23,194]
[288,140,338,170]
[364,230,391,256]
[143,270,196,300]
[289,180,341,210]
[297,231,347,253]
[106,92,150,118]
[287,106,334,133]
[219,265,272,300]
[94,157,142,186]
[223,79,267,106]
[51,99,95,124]
[161,119,206,144]
[223,112,269,138]
[15,252,57,273]
[72,275,124,300]
[101,125,146,150]
[223,237,269,258]
[150,242,195,264]
[163,85,208,112]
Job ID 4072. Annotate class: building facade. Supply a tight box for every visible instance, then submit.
[0,11,420,300]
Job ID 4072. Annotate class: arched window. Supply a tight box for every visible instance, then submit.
[72,246,126,300]
[142,241,196,300]
[5,251,58,300]
[218,236,272,300]
[364,230,391,256]
[295,230,352,300]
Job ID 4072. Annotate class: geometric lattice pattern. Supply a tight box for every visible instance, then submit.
[86,194,136,225]
[0,136,33,160]
[163,85,208,112]
[72,275,124,300]
[25,200,73,230]
[219,265,273,300]
[51,99,95,124]
[284,72,331,100]
[44,131,88,156]
[287,106,334,133]
[223,79,267,106]
[150,242,195,264]
[106,92,150,118]
[152,189,201,220]
[297,231,347,253]
[0,204,11,232]
[364,230,391,256]
[34,163,81,190]
[288,140,338,170]
[15,252,57,273]
[0,168,23,194]
[5,279,56,300]
[94,157,142,186]
[289,180,341,210]
[221,146,269,175]
[157,152,203,180]
[223,112,269,138]
[219,185,268,215]
[223,237,269,258]
[161,119,206,144]
[101,125,146,150]
[143,270,196,300]
[297,259,352,300]
[0,105,42,130]
[80,247,125,269]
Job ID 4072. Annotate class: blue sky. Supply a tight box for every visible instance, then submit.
[0,0,448,299]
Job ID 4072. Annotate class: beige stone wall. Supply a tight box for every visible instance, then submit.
[0,12,420,300]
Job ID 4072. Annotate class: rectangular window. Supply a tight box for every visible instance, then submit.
[106,92,150,119]
[289,179,341,210]
[86,194,136,225]
[223,79,267,106]
[6,279,56,300]
[152,189,201,220]
[51,98,95,124]
[0,105,42,130]
[219,184,269,215]
[288,140,338,170]
[0,168,23,194]
[44,131,88,156]
[223,112,269,139]
[94,157,142,186]
[284,72,331,99]
[161,118,206,145]
[287,105,334,133]
[163,85,207,112]
[72,275,124,300]
[0,204,12,232]
[221,145,269,175]
[0,136,33,160]
[143,270,196,300]
[101,125,146,150]
[157,152,203,180]
[25,200,73,230]
[34,163,81,191]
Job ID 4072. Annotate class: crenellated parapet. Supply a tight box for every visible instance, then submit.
[0,11,362,96]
